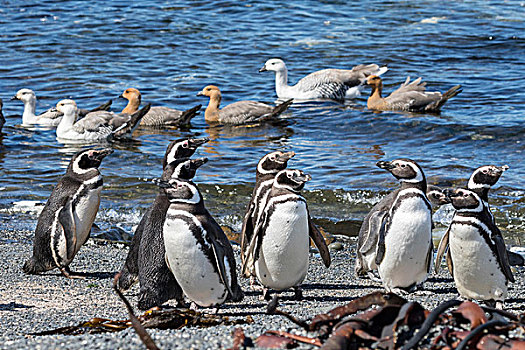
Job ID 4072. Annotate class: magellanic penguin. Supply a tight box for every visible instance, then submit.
[435,164,510,274]
[445,188,514,308]
[136,157,210,310]
[356,159,432,293]
[157,176,244,308]
[242,169,331,300]
[23,148,113,278]
[117,137,209,291]
[239,150,295,278]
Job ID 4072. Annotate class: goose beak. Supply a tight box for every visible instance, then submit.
[196,91,204,96]
[11,95,19,100]
[259,66,267,72]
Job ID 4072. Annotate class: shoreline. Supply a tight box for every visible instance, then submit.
[0,228,523,349]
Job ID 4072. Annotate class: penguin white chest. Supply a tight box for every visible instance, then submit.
[73,186,102,254]
[378,194,432,290]
[255,199,309,290]
[449,222,507,301]
[163,210,229,307]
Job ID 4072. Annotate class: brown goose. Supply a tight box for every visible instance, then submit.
[196,85,292,125]
[120,88,201,127]
[366,75,462,113]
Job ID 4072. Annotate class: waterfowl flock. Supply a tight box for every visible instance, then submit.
[0,58,520,316]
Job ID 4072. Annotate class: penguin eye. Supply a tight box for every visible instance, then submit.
[287,173,292,178]
[269,155,276,161]
[400,164,406,168]
[184,163,190,169]
[182,141,189,148]
[482,169,488,174]
[463,193,469,198]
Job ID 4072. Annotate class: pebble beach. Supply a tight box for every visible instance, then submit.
[1,228,523,349]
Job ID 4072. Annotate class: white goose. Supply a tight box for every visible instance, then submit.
[55,99,149,143]
[260,58,388,101]
[12,88,112,127]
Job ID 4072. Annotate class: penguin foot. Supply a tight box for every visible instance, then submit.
[262,288,272,301]
[250,276,263,291]
[293,286,303,300]
[366,271,382,283]
[60,267,84,279]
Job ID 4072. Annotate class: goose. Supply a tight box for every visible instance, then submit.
[196,85,292,125]
[55,99,150,143]
[259,58,388,101]
[0,98,4,131]
[120,88,201,127]
[12,88,112,126]
[366,75,462,113]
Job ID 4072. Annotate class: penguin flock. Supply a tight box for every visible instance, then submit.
[3,58,518,313]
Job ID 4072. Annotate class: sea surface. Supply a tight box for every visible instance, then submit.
[0,1,523,244]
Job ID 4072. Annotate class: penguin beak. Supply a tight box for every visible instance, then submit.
[191,157,208,169]
[296,173,312,182]
[259,65,267,72]
[498,165,509,172]
[444,188,459,199]
[152,178,173,189]
[279,151,295,161]
[376,161,395,170]
[188,137,210,148]
[91,148,114,161]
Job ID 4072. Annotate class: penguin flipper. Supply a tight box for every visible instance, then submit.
[308,215,331,268]
[446,249,454,275]
[58,199,77,262]
[492,231,515,283]
[374,213,389,265]
[239,202,255,265]
[359,210,387,255]
[425,241,434,274]
[241,211,266,277]
[434,227,450,274]
[207,225,235,297]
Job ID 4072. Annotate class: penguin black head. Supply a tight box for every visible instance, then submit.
[68,148,113,175]
[171,157,208,180]
[274,169,311,192]
[447,188,484,212]
[468,165,509,190]
[157,179,202,204]
[426,185,451,207]
[257,150,295,175]
[377,159,426,184]
[163,137,209,169]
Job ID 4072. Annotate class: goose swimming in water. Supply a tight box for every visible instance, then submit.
[55,99,149,143]
[259,58,388,101]
[120,88,201,127]
[12,88,112,127]
[366,75,462,113]
[197,85,293,125]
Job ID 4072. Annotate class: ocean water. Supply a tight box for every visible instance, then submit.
[0,1,523,244]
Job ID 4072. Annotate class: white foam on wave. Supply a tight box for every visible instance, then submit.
[0,201,45,216]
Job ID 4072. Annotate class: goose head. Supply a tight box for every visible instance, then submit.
[12,88,36,103]
[197,85,221,99]
[120,87,141,103]
[56,99,78,116]
[260,58,287,73]
[366,75,383,89]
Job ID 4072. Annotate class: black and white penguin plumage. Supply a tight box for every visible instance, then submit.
[240,150,295,273]
[158,177,244,307]
[136,157,211,310]
[23,148,113,278]
[446,188,514,307]
[356,159,432,293]
[118,137,208,291]
[435,164,511,273]
[426,185,451,208]
[242,169,330,300]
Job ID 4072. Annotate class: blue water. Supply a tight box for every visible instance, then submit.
[0,1,523,243]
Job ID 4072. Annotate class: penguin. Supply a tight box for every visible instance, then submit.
[426,185,451,208]
[356,159,432,293]
[435,164,510,273]
[156,176,244,308]
[445,188,514,308]
[239,150,295,279]
[23,148,113,278]
[136,157,210,310]
[117,137,209,291]
[242,169,331,300]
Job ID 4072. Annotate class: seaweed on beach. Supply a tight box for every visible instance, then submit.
[237,291,525,349]
[29,273,253,342]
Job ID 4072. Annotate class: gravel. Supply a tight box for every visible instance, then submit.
[1,229,523,349]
